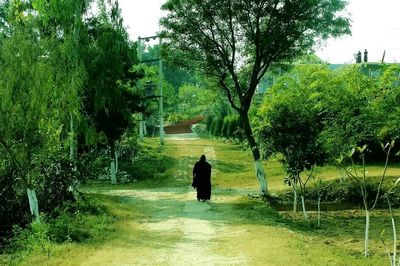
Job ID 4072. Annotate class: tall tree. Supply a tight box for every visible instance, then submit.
[81,0,142,184]
[160,0,350,194]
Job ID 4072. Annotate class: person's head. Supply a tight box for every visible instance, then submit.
[200,155,206,162]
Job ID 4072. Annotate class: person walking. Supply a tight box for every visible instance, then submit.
[192,155,212,201]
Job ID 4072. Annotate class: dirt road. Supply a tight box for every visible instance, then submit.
[82,134,252,265]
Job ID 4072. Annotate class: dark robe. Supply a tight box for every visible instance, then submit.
[192,160,212,200]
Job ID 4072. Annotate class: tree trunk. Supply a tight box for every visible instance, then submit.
[392,215,397,266]
[143,120,147,136]
[139,113,144,141]
[386,196,397,266]
[317,196,321,227]
[115,151,118,173]
[301,195,308,219]
[240,111,267,195]
[364,209,370,257]
[293,183,298,212]
[110,139,117,184]
[69,116,77,164]
[27,188,40,223]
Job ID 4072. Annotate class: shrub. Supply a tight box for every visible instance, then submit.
[276,178,400,208]
[209,119,217,135]
[192,123,207,135]
[76,150,105,183]
[213,118,223,137]
[47,210,90,243]
[227,116,237,138]
[9,222,51,254]
[221,117,229,137]
[206,116,213,132]
[33,149,77,214]
[0,165,30,244]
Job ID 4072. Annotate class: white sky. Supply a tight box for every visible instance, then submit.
[118,0,400,64]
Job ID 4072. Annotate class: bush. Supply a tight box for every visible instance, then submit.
[233,117,245,140]
[206,116,213,132]
[192,123,207,135]
[2,194,109,264]
[209,119,216,135]
[276,178,400,208]
[9,222,51,255]
[33,149,77,214]
[227,116,237,138]
[0,165,30,244]
[47,210,90,243]
[76,149,105,183]
[213,118,223,137]
[221,117,229,137]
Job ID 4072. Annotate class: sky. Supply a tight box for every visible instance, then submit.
[118,0,400,64]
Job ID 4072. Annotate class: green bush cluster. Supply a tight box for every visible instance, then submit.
[206,114,243,139]
[0,146,80,244]
[3,195,108,257]
[275,178,400,208]
[127,145,173,181]
[0,167,30,244]
[34,152,77,214]
[256,64,400,172]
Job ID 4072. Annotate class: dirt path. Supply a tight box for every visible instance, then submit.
[80,135,252,265]
[83,188,249,266]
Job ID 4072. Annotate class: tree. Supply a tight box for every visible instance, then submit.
[257,65,330,216]
[317,65,379,161]
[160,0,350,194]
[373,65,400,141]
[81,0,142,184]
[338,143,394,257]
[32,0,91,166]
[177,84,200,117]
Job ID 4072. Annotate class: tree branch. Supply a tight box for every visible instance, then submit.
[219,74,240,112]
[0,137,22,173]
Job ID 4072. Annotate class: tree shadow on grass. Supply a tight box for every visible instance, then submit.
[210,159,246,173]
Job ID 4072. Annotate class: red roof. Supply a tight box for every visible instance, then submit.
[164,116,204,134]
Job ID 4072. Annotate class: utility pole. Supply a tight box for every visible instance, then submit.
[137,37,144,141]
[158,37,164,146]
[138,35,164,146]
